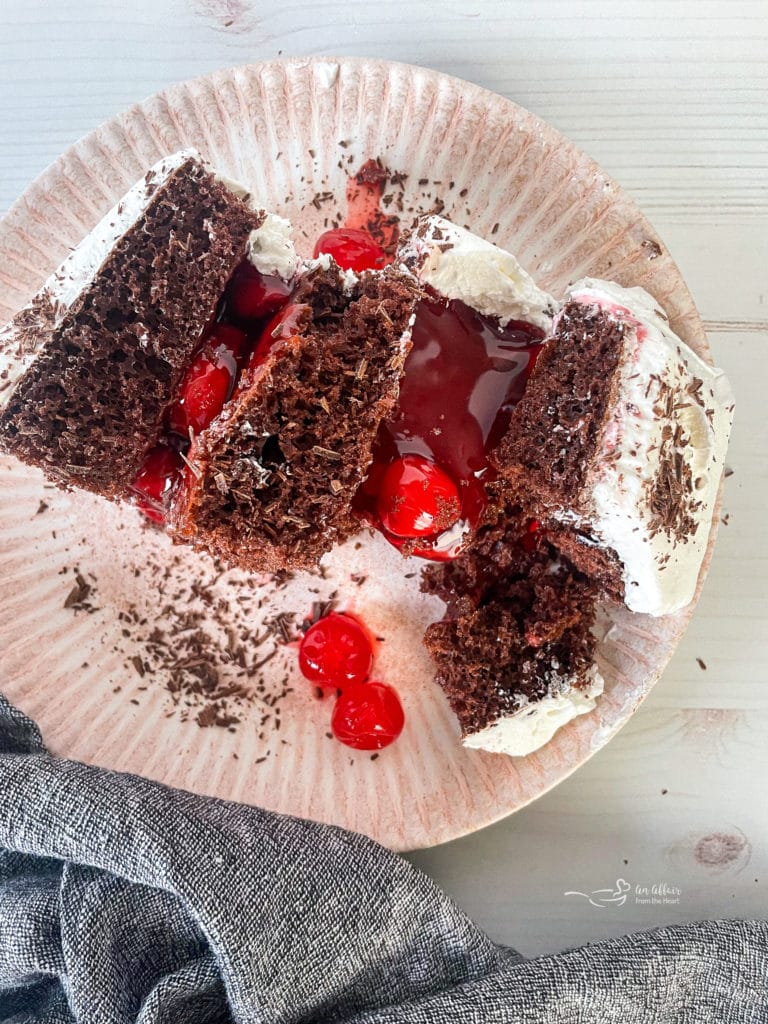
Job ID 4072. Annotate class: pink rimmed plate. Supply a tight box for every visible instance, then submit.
[0,58,720,850]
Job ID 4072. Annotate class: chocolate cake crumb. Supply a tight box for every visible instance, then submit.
[356,159,388,187]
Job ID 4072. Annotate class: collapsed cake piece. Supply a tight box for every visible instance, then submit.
[0,151,417,574]
[493,279,735,615]
[0,151,262,496]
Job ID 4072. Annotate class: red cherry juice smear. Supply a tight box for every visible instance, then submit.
[343,160,398,257]
[521,518,545,552]
[356,294,545,560]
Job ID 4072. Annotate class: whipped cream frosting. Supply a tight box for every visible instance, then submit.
[398,216,556,333]
[247,213,299,281]
[557,279,735,616]
[463,665,604,757]
[0,150,265,412]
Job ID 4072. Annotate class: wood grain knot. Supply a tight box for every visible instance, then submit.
[694,829,751,872]
[191,0,260,34]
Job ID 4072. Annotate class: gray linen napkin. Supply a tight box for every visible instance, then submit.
[0,694,765,1023]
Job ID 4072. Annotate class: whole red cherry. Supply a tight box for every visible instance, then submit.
[246,302,310,374]
[331,681,405,751]
[313,228,387,272]
[299,612,373,687]
[167,325,246,436]
[377,455,461,539]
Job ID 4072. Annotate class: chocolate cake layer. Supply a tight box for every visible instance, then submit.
[493,300,627,509]
[0,156,261,496]
[173,269,417,573]
[490,299,629,599]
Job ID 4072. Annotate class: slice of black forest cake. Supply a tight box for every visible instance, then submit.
[0,150,261,496]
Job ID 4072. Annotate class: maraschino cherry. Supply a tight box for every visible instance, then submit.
[129,446,184,525]
[377,455,461,539]
[313,228,387,273]
[299,612,373,687]
[331,681,405,751]
[167,324,246,436]
[225,260,293,322]
[247,303,310,373]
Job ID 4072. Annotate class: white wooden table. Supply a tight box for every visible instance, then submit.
[1,0,765,956]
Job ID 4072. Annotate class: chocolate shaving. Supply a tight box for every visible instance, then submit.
[644,377,702,542]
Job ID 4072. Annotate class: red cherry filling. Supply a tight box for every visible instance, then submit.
[299,612,373,687]
[129,446,184,525]
[377,455,460,540]
[167,325,246,436]
[247,302,310,373]
[313,228,387,273]
[521,518,545,552]
[331,681,404,751]
[356,295,545,561]
[225,260,293,322]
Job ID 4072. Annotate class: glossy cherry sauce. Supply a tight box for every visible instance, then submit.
[356,294,545,559]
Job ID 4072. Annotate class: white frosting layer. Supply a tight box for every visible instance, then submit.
[247,213,299,281]
[398,216,556,333]
[463,666,604,757]
[0,150,263,412]
[558,279,734,616]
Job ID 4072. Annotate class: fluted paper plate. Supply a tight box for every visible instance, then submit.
[0,58,720,850]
